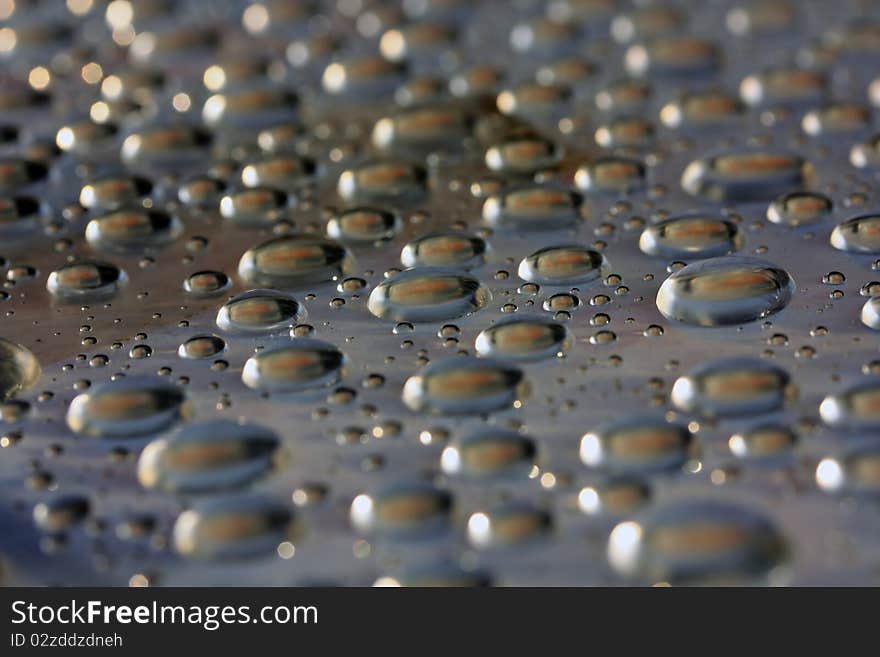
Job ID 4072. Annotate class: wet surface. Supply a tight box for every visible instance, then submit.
[1,0,880,586]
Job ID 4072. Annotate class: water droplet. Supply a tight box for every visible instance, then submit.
[66,376,188,438]
[183,270,230,298]
[766,191,832,226]
[219,187,289,227]
[830,215,880,254]
[608,501,787,584]
[85,209,183,254]
[33,495,90,533]
[518,245,606,285]
[79,176,152,212]
[820,379,880,431]
[368,268,490,322]
[485,136,561,173]
[326,207,400,242]
[475,317,570,361]
[574,157,646,194]
[351,483,451,539]
[178,335,226,359]
[578,477,652,517]
[238,235,351,287]
[817,443,880,496]
[242,339,345,393]
[138,420,280,493]
[682,151,813,203]
[0,337,40,399]
[216,290,305,334]
[400,232,488,268]
[337,160,426,202]
[672,357,792,417]
[173,496,296,559]
[729,424,797,461]
[483,186,582,230]
[47,261,127,301]
[640,215,740,259]
[580,416,695,474]
[403,357,525,414]
[467,503,551,548]
[656,256,794,326]
[441,430,536,477]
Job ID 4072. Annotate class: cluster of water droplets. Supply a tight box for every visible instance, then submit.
[0,0,880,586]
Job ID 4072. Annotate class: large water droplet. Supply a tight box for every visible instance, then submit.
[467,503,552,548]
[350,483,451,539]
[368,268,490,322]
[242,339,345,393]
[441,430,536,477]
[672,357,793,417]
[138,420,280,493]
[817,443,880,497]
[830,215,880,254]
[216,290,305,334]
[608,501,787,584]
[640,215,740,259]
[518,245,606,285]
[0,337,40,399]
[681,152,813,202]
[820,379,880,431]
[400,232,488,268]
[173,496,296,559]
[238,235,351,287]
[475,317,570,361]
[85,210,183,254]
[66,377,188,438]
[580,416,695,474]
[483,186,582,230]
[656,256,794,326]
[403,357,525,414]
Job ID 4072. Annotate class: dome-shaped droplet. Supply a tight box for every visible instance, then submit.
[238,235,350,287]
[485,136,561,174]
[0,195,40,241]
[672,357,792,417]
[441,430,536,477]
[518,245,606,285]
[242,339,344,393]
[802,103,871,136]
[656,256,794,326]
[817,443,880,497]
[326,207,400,243]
[830,215,880,254]
[403,357,525,414]
[682,152,813,202]
[640,215,740,259]
[625,37,720,78]
[820,379,880,431]
[85,210,182,254]
[0,338,40,400]
[350,483,452,539]
[79,176,152,212]
[475,317,570,361]
[183,270,231,298]
[740,68,826,108]
[173,496,296,559]
[47,261,127,301]
[216,290,305,334]
[178,335,226,359]
[337,160,426,202]
[608,501,787,584]
[574,157,646,194]
[202,88,297,130]
[580,416,694,474]
[578,477,652,517]
[467,503,551,548]
[219,187,289,227]
[483,186,582,230]
[850,134,880,169]
[121,125,212,166]
[138,420,280,493]
[400,232,488,268]
[729,424,797,462]
[368,268,490,322]
[66,377,188,438]
[33,495,90,533]
[241,155,316,192]
[766,191,832,226]
[0,159,47,194]
[322,57,406,98]
[659,90,745,130]
[372,107,470,154]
